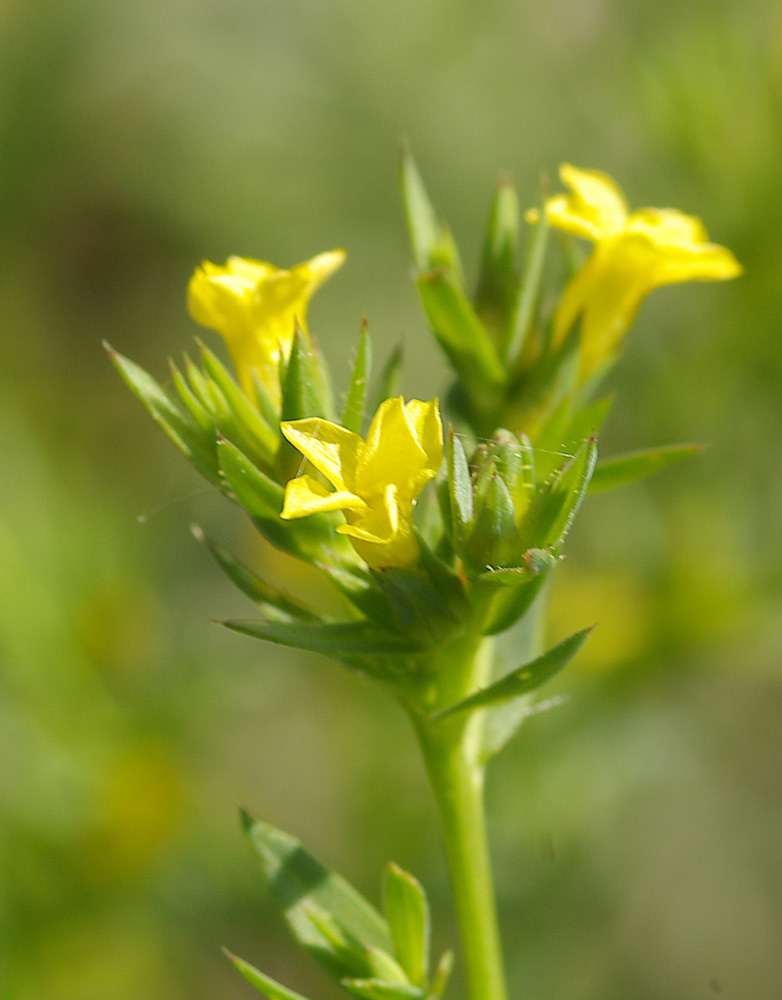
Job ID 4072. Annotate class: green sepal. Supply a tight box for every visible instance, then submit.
[191,525,320,620]
[106,344,220,485]
[217,436,284,513]
[504,191,549,371]
[463,473,520,572]
[281,326,333,423]
[342,980,425,1000]
[224,950,312,1000]
[415,533,470,621]
[342,320,372,434]
[370,345,404,412]
[383,863,430,988]
[446,430,474,550]
[224,618,424,656]
[198,341,280,459]
[474,176,519,345]
[516,437,597,554]
[217,437,348,562]
[175,354,277,474]
[430,626,593,722]
[416,270,505,404]
[169,360,214,433]
[428,951,454,1000]
[533,395,612,481]
[241,812,393,980]
[588,443,702,494]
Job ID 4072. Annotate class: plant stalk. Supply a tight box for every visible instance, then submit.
[412,637,507,1000]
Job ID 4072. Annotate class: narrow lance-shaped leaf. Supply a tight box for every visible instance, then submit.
[588,443,702,494]
[474,176,519,342]
[224,951,313,1000]
[430,626,593,722]
[383,863,430,988]
[169,360,214,434]
[106,344,220,484]
[224,618,423,655]
[342,320,372,433]
[199,341,280,459]
[400,144,441,272]
[191,525,320,620]
[416,270,505,399]
[241,813,393,981]
[341,981,424,1000]
[504,192,550,371]
[217,437,348,562]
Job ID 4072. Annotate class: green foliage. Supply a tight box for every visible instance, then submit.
[236,816,451,1000]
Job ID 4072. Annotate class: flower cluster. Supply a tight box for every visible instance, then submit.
[110,156,740,1000]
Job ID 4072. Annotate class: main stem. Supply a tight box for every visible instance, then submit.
[412,637,507,1000]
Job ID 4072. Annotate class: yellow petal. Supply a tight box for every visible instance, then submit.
[545,165,629,242]
[339,485,419,570]
[355,397,442,501]
[281,474,368,519]
[281,418,363,492]
[187,251,345,403]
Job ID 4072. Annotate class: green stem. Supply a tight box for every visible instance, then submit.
[411,638,507,1000]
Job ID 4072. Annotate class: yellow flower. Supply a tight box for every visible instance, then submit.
[187,250,345,404]
[280,398,443,570]
[541,165,741,379]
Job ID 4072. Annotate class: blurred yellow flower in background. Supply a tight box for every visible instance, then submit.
[187,250,345,404]
[280,397,443,570]
[542,165,741,379]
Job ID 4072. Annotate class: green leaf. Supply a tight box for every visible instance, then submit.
[225,951,313,1000]
[342,320,372,433]
[106,344,220,484]
[241,813,393,981]
[217,438,349,562]
[199,342,280,459]
[430,627,592,721]
[383,863,430,988]
[504,192,549,371]
[427,951,454,1000]
[224,618,423,655]
[588,443,702,494]
[400,145,441,273]
[342,980,424,1000]
[474,176,519,343]
[218,437,285,515]
[417,271,505,400]
[191,526,320,620]
[169,360,214,433]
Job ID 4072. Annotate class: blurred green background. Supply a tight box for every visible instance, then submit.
[2,1,781,998]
